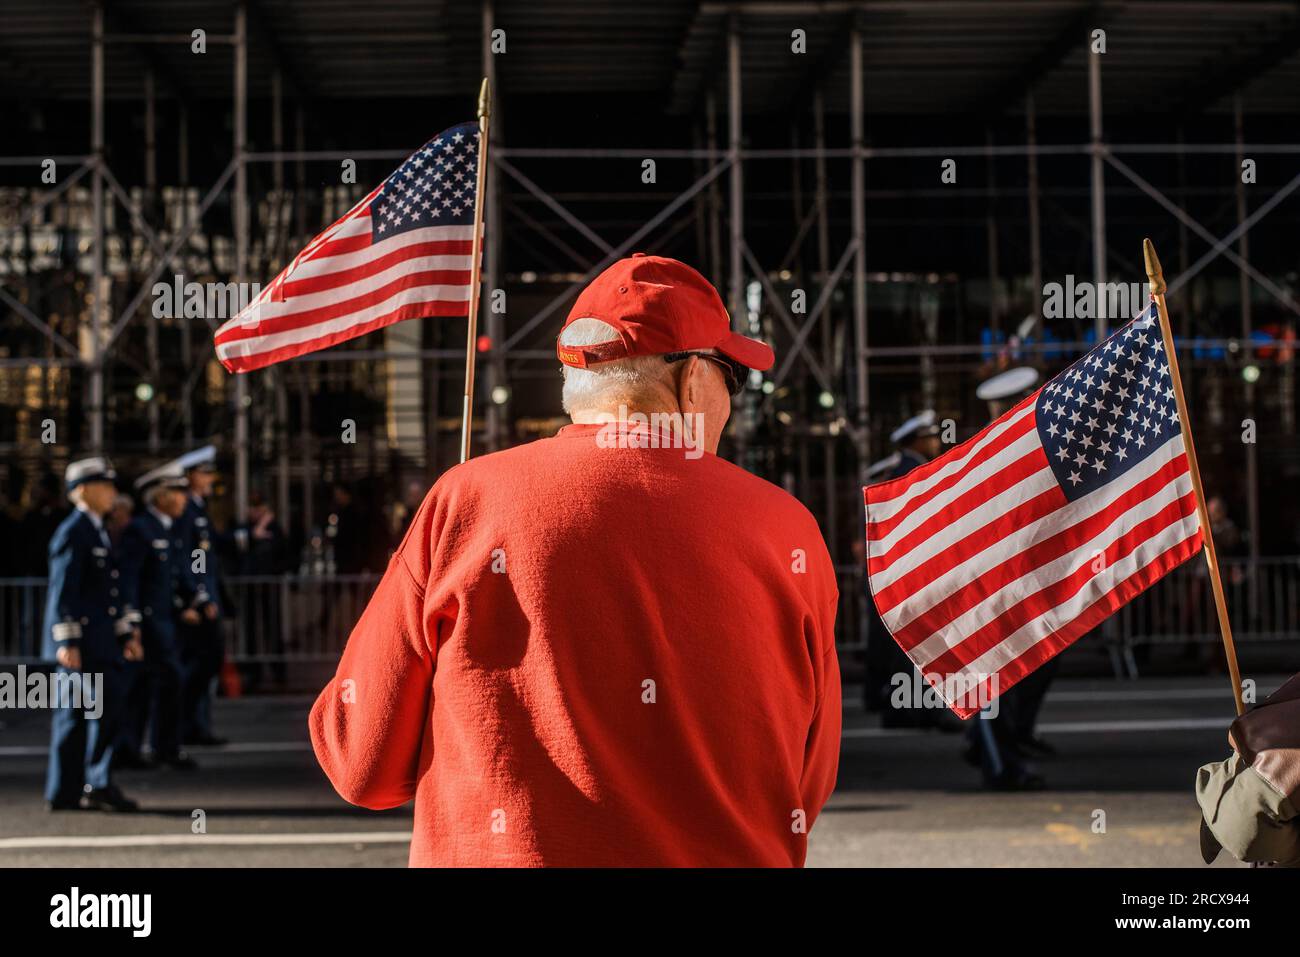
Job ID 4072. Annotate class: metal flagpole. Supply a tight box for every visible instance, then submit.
[460,77,492,463]
[1143,238,1246,716]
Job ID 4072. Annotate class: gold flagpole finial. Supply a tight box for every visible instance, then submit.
[478,77,491,121]
[1143,237,1166,296]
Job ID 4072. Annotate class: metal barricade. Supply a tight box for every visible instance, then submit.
[0,574,380,664]
[1,558,1295,665]
[0,578,48,662]
[222,574,380,662]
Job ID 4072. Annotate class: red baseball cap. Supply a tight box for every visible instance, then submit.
[556,253,775,372]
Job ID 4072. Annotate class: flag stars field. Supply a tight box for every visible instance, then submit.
[1038,305,1178,503]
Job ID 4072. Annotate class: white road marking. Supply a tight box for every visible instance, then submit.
[846,684,1276,708]
[0,832,409,850]
[191,741,311,753]
[1036,717,1231,733]
[842,716,1231,738]
[1044,687,1276,702]
[0,741,311,757]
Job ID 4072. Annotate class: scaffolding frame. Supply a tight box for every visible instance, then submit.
[1,0,1297,589]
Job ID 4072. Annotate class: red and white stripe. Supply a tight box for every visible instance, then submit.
[863,392,1203,718]
[214,197,476,373]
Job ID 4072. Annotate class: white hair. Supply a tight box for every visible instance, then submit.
[559,318,672,415]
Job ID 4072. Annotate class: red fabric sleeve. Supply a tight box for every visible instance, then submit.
[800,592,842,829]
[308,552,435,810]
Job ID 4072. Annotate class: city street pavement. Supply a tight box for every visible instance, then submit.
[0,675,1277,868]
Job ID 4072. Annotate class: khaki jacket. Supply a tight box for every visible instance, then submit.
[1196,672,1300,866]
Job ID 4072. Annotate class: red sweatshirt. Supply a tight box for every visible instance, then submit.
[309,423,841,866]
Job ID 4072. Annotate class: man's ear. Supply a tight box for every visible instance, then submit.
[676,355,701,412]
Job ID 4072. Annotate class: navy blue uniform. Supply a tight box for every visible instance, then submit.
[887,448,928,480]
[175,495,222,741]
[864,448,932,719]
[118,509,200,758]
[42,509,135,804]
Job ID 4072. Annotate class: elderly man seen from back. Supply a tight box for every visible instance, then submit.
[311,253,841,867]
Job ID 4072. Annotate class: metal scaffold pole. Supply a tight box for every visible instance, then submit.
[1088,31,1107,342]
[272,67,292,528]
[727,18,743,327]
[1027,93,1043,339]
[705,91,723,290]
[1235,95,1260,626]
[89,2,105,452]
[814,88,837,563]
[727,15,753,468]
[985,127,1001,335]
[145,68,161,454]
[233,1,250,523]
[850,25,869,484]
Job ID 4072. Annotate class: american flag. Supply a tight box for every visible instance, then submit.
[215,122,481,373]
[863,302,1204,718]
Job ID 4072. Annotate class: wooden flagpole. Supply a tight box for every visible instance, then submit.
[460,77,492,463]
[1143,238,1246,716]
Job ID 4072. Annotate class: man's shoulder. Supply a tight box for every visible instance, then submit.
[425,434,826,558]
[707,453,824,528]
[53,511,88,544]
[430,439,550,493]
[438,435,812,508]
[432,429,646,495]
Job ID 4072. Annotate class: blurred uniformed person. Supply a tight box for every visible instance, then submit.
[173,445,227,746]
[173,446,226,745]
[43,457,143,812]
[117,463,202,771]
[863,410,959,731]
[963,367,1050,790]
[863,410,944,486]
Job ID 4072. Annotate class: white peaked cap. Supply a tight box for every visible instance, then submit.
[65,456,117,490]
[890,409,940,445]
[976,366,1040,402]
[173,445,218,472]
[135,462,189,493]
